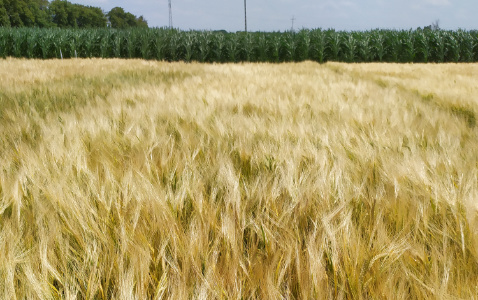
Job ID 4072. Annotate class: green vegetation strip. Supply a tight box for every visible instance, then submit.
[1,27,477,63]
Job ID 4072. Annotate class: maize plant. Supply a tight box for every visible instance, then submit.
[123,30,136,58]
[197,31,211,62]
[38,29,57,58]
[25,30,37,58]
[415,30,431,62]
[470,32,478,61]
[310,29,326,63]
[295,29,311,61]
[446,33,461,62]
[252,33,266,62]
[386,31,400,62]
[400,30,416,62]
[111,30,123,58]
[225,33,240,62]
[456,30,474,62]
[267,33,281,63]
[12,29,25,57]
[372,30,386,62]
[0,27,477,63]
[152,28,168,61]
[0,29,8,58]
[282,32,298,61]
[138,29,153,60]
[327,30,342,61]
[163,29,179,61]
[431,30,446,62]
[182,32,195,62]
[68,30,81,58]
[98,30,110,58]
[357,31,372,62]
[77,30,93,58]
[343,32,358,62]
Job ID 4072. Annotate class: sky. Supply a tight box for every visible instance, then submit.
[74,0,477,32]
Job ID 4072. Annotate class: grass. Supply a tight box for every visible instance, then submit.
[1,58,478,299]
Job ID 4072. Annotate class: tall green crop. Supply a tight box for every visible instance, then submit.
[372,30,386,62]
[197,31,211,62]
[473,31,478,61]
[457,30,474,62]
[11,29,25,58]
[386,31,401,62]
[446,32,461,62]
[254,33,267,62]
[152,28,168,61]
[296,29,311,61]
[431,30,446,62]
[225,33,240,62]
[267,33,281,63]
[0,27,477,63]
[415,30,431,62]
[310,29,326,63]
[182,31,195,62]
[327,30,341,61]
[279,32,297,62]
[400,30,416,62]
[343,32,357,62]
[356,31,372,62]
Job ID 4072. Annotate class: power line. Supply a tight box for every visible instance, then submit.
[244,0,247,32]
[168,0,173,28]
[291,16,295,32]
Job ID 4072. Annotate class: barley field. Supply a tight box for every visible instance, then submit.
[1,58,478,299]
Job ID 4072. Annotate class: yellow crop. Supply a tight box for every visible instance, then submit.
[1,58,478,298]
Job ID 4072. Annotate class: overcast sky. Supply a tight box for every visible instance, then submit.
[74,0,477,32]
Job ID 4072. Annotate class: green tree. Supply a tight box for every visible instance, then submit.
[3,0,24,26]
[107,7,148,29]
[21,1,36,26]
[125,12,137,27]
[136,15,148,28]
[0,0,11,27]
[30,0,52,27]
[0,0,146,28]
[75,4,106,28]
[49,0,69,27]
[107,7,127,29]
[2,0,48,27]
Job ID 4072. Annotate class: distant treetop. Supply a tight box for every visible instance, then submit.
[0,0,148,28]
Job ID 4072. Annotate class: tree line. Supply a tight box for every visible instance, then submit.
[0,0,148,28]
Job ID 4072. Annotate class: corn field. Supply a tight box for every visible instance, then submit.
[0,27,477,62]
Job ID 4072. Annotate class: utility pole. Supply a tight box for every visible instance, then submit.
[244,0,247,32]
[291,16,295,32]
[168,0,173,28]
